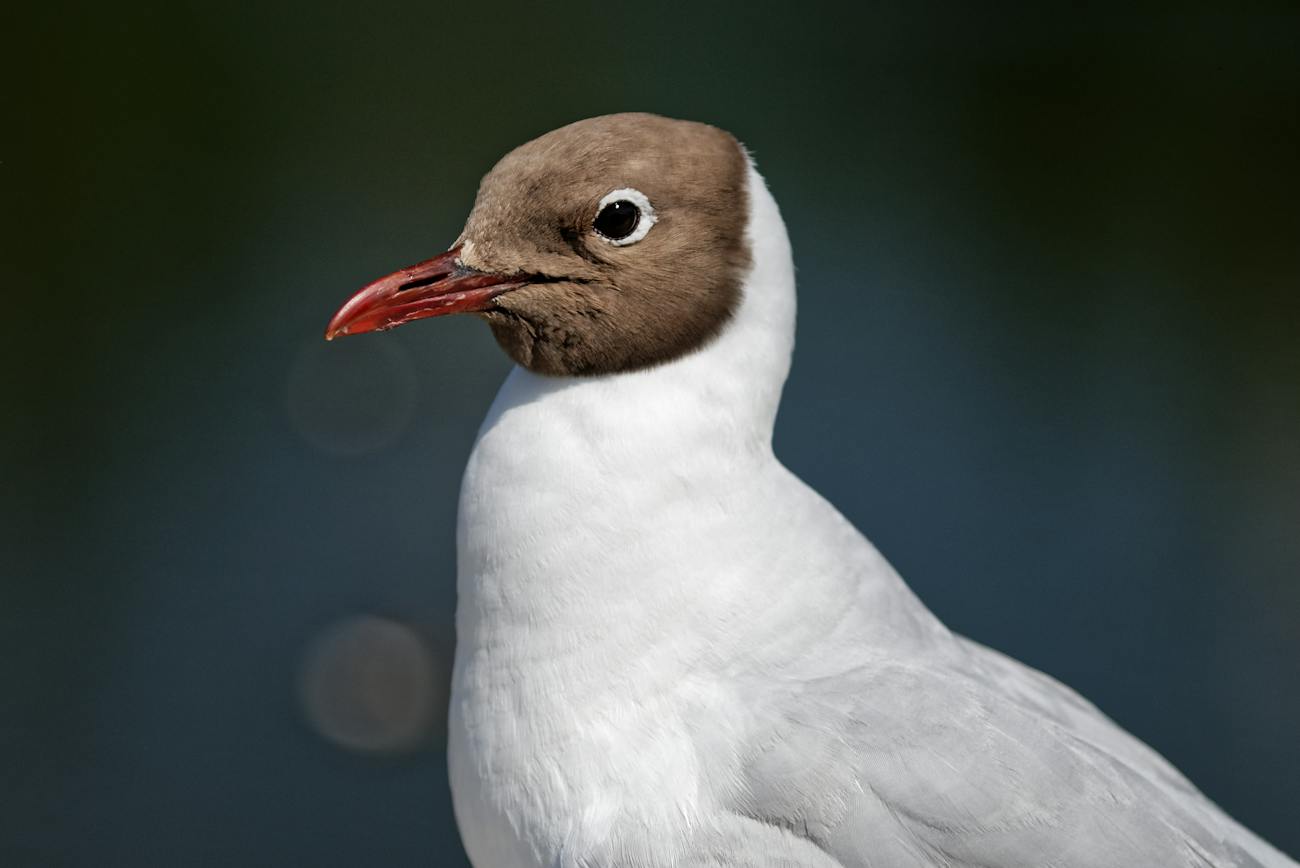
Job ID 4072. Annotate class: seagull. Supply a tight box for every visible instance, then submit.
[325,113,1296,868]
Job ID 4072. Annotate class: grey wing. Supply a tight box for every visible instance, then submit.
[731,640,1296,868]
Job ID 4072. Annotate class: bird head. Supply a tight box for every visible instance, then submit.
[325,113,753,377]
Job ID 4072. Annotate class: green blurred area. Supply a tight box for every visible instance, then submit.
[3,2,1298,866]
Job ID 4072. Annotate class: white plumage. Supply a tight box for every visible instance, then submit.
[445,162,1295,867]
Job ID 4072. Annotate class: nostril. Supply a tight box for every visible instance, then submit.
[397,265,479,293]
[396,274,447,293]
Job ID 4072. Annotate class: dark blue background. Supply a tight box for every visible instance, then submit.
[5,3,1298,865]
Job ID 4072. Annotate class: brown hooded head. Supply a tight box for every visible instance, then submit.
[325,113,753,377]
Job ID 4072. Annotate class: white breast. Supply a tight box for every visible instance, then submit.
[446,163,943,868]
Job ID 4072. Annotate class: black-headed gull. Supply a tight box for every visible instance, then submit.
[327,113,1295,868]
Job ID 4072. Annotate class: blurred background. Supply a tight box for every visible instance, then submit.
[4,2,1298,865]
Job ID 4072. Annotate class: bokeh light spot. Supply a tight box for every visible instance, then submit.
[298,615,444,754]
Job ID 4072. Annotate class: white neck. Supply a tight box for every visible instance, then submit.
[454,164,798,642]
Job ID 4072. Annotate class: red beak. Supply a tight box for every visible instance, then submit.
[325,246,526,340]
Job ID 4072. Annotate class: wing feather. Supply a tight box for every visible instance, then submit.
[734,638,1295,868]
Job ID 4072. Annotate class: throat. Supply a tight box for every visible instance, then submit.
[456,325,785,644]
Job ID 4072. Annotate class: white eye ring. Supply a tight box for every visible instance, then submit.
[595,187,657,246]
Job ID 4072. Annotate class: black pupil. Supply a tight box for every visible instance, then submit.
[594,200,640,240]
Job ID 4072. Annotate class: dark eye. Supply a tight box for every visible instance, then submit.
[594,200,640,240]
[592,188,657,245]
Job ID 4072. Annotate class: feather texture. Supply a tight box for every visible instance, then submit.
[446,162,1296,868]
